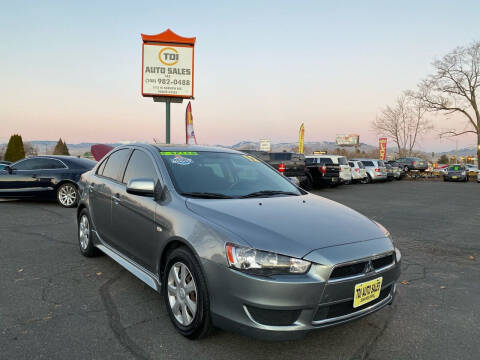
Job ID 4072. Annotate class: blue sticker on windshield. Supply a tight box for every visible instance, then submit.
[171,156,193,166]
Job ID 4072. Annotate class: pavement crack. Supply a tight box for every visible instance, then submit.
[99,272,150,360]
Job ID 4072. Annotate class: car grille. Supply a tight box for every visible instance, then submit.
[313,285,392,322]
[329,253,394,280]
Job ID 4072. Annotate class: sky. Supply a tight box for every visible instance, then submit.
[1,0,479,152]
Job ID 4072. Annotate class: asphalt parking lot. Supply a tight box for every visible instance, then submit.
[1,181,479,360]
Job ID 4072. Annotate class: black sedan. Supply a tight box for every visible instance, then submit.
[0,156,96,207]
[443,164,469,182]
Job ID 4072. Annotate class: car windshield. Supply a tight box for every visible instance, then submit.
[448,165,464,171]
[160,151,302,198]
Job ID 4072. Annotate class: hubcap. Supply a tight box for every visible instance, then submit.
[167,262,197,326]
[59,184,77,206]
[79,215,89,250]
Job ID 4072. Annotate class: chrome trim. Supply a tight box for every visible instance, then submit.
[327,251,395,284]
[312,293,393,326]
[93,230,161,291]
[10,157,69,170]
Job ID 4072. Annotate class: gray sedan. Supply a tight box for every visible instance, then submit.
[77,144,401,340]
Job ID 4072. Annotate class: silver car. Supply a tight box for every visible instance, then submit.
[352,158,388,183]
[77,144,401,340]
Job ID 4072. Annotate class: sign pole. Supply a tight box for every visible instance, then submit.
[166,98,171,144]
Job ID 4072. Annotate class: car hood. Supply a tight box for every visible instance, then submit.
[185,193,386,259]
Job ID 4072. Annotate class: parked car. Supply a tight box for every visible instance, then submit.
[77,144,401,340]
[242,150,311,189]
[305,156,341,187]
[478,171,480,183]
[465,164,479,174]
[443,164,469,182]
[351,159,387,183]
[0,160,12,171]
[385,164,395,181]
[307,155,351,184]
[0,156,96,207]
[348,160,368,183]
[387,161,405,179]
[395,157,428,172]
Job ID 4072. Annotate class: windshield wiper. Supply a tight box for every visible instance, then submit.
[181,192,234,199]
[240,190,300,198]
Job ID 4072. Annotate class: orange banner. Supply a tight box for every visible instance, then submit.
[379,138,387,160]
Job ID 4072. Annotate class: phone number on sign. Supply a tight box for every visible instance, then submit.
[148,79,191,85]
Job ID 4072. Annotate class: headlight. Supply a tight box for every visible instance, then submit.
[225,243,311,275]
[373,220,390,238]
[462,171,466,175]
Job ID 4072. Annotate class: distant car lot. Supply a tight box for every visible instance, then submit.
[1,181,479,359]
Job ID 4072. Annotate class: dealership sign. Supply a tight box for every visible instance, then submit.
[336,134,359,146]
[259,139,271,152]
[141,29,195,98]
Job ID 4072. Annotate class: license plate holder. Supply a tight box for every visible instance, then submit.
[353,277,383,308]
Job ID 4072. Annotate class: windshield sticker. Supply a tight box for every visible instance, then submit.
[242,155,260,162]
[171,156,193,166]
[160,151,198,156]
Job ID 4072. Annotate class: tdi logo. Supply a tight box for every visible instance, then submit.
[159,47,179,66]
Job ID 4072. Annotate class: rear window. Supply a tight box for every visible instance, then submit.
[269,153,292,161]
[378,161,385,167]
[448,165,465,171]
[348,162,354,168]
[361,161,374,167]
[306,158,317,165]
[319,158,334,165]
[357,162,365,169]
[338,157,348,165]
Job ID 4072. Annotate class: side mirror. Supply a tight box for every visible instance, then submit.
[4,165,12,174]
[126,178,155,196]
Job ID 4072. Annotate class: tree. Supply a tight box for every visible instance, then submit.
[415,40,480,160]
[4,134,26,162]
[372,93,432,157]
[438,154,449,164]
[53,138,70,155]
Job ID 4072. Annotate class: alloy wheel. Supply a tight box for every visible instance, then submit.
[59,184,77,207]
[79,215,90,250]
[167,262,198,326]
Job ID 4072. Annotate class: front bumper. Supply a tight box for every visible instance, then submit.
[203,244,401,340]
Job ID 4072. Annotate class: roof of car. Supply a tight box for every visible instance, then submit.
[351,158,382,161]
[306,154,346,158]
[150,144,241,154]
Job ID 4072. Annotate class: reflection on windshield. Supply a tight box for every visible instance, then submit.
[160,151,302,198]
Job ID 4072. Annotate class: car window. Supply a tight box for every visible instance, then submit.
[448,165,464,171]
[123,150,159,185]
[306,158,317,165]
[96,158,108,175]
[101,149,131,182]
[348,162,354,167]
[357,162,365,169]
[269,153,292,161]
[338,157,348,165]
[160,151,301,198]
[11,158,64,170]
[378,161,385,167]
[361,161,374,167]
[319,158,333,165]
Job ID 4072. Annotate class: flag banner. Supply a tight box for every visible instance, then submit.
[298,123,305,154]
[379,138,387,160]
[185,101,197,145]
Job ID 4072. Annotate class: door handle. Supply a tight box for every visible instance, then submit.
[89,184,95,192]
[112,194,121,205]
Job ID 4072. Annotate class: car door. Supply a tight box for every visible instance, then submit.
[110,149,163,271]
[0,158,43,197]
[89,148,131,246]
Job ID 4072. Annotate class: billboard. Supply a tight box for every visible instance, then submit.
[141,30,195,98]
[379,138,387,160]
[335,134,359,146]
[259,139,271,152]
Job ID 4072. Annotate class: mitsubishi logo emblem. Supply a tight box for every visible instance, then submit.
[365,260,374,273]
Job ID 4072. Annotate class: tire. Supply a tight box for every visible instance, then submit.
[360,176,369,184]
[366,174,372,184]
[300,174,313,191]
[57,182,79,208]
[78,209,101,257]
[163,247,212,339]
